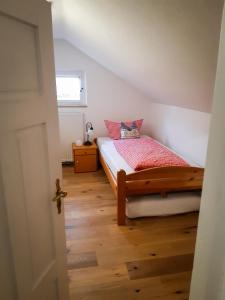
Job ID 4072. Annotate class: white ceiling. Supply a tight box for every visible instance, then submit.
[51,0,224,112]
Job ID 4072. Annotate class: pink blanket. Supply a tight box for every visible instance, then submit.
[113,137,189,171]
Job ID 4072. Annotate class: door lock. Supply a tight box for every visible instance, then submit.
[52,178,67,214]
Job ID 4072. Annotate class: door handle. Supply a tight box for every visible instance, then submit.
[52,178,67,214]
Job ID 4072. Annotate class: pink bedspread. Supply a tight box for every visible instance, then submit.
[113,137,189,171]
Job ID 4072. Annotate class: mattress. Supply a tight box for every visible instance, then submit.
[97,136,201,218]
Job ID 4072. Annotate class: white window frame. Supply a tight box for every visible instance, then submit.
[56,71,87,107]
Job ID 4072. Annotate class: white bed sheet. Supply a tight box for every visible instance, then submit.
[97,136,201,218]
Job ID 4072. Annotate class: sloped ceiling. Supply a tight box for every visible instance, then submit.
[52,0,224,112]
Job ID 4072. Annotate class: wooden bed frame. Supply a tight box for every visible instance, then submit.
[99,151,204,225]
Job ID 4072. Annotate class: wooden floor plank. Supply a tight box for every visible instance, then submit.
[126,253,194,280]
[67,251,98,270]
[63,167,198,300]
[70,272,191,300]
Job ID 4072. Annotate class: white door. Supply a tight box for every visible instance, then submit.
[0,1,69,300]
[189,4,225,300]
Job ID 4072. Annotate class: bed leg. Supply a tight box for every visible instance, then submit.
[117,170,127,225]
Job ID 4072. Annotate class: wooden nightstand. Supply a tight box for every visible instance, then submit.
[72,142,98,173]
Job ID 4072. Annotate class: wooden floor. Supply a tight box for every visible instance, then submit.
[63,166,199,300]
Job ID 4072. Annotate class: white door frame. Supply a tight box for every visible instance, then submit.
[190,3,225,300]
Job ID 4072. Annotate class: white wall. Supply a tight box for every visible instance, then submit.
[52,0,223,112]
[146,103,211,166]
[58,111,85,161]
[54,39,150,158]
[190,4,225,299]
[54,39,211,166]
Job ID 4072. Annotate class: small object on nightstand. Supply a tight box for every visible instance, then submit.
[72,141,98,173]
[75,139,83,146]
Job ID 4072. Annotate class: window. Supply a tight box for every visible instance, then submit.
[56,72,86,107]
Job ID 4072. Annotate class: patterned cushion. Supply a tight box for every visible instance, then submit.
[104,119,143,139]
[120,121,140,139]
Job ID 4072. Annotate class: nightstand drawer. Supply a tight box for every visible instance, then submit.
[74,155,97,173]
[75,148,97,156]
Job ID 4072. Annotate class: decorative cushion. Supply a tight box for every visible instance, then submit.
[104,119,143,139]
[120,121,140,139]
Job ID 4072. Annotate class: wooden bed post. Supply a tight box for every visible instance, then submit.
[117,170,126,225]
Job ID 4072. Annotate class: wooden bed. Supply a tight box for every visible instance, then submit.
[99,151,204,225]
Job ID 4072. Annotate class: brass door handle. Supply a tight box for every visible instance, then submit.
[52,178,67,214]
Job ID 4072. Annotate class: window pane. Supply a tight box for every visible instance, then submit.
[56,77,81,101]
